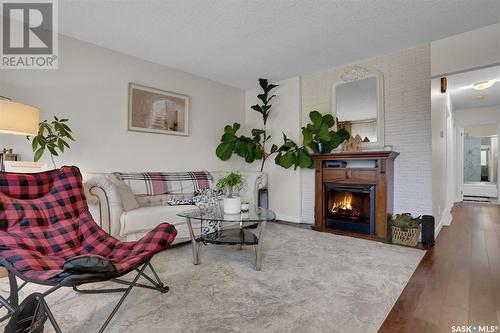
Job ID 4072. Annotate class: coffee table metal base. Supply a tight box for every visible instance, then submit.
[185,218,266,271]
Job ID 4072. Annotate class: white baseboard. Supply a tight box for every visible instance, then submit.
[441,206,453,226]
[435,218,443,237]
[435,204,453,237]
[275,214,301,223]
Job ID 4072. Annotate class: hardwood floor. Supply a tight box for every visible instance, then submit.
[379,202,500,333]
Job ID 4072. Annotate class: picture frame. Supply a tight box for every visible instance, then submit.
[128,83,189,136]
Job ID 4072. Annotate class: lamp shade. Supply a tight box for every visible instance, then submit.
[0,100,40,136]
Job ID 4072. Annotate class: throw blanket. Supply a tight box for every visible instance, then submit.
[113,171,213,198]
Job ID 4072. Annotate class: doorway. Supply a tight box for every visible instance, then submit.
[461,125,498,202]
[448,64,500,204]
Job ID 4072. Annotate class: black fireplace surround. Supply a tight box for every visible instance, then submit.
[324,183,375,235]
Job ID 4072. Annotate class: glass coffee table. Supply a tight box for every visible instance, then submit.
[177,207,275,271]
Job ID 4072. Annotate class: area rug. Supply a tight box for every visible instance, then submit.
[0,222,424,333]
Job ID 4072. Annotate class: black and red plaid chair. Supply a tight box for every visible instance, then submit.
[0,166,177,332]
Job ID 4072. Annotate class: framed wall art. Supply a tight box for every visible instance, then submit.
[128,83,189,136]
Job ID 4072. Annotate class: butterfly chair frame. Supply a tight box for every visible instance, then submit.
[0,166,176,333]
[0,258,168,333]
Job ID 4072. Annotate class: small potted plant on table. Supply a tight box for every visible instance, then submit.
[390,213,422,247]
[217,172,244,214]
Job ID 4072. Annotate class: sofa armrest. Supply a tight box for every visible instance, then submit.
[246,171,267,207]
[84,174,124,237]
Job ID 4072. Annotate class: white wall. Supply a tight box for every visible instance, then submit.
[431,23,500,76]
[464,124,499,136]
[431,78,458,233]
[455,106,500,126]
[301,44,433,223]
[244,77,302,222]
[0,34,245,172]
[431,78,448,231]
[445,94,457,217]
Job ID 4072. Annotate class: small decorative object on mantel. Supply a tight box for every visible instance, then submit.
[341,134,362,152]
[217,172,244,214]
[390,213,422,247]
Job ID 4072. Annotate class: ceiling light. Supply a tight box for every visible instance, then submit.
[472,80,494,90]
[476,95,485,100]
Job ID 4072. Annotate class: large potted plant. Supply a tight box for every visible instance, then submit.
[217,172,244,214]
[390,213,422,247]
[215,79,350,171]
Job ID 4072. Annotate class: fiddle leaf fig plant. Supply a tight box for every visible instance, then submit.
[28,116,74,169]
[272,113,350,170]
[216,78,350,171]
[216,79,277,171]
[302,111,350,153]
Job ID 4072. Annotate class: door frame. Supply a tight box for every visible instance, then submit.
[457,127,464,201]
[458,123,500,201]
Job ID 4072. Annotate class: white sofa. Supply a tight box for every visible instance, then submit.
[83,171,267,244]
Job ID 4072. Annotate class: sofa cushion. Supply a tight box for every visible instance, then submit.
[108,175,140,211]
[119,204,243,242]
[119,205,197,236]
[135,194,168,207]
[112,171,213,199]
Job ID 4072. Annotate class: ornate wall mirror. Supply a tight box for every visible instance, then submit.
[331,66,385,148]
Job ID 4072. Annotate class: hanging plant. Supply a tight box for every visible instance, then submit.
[215,78,350,171]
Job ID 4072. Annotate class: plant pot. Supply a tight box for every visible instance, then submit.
[391,226,419,247]
[223,197,241,214]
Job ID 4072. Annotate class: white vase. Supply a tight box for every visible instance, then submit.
[223,196,241,214]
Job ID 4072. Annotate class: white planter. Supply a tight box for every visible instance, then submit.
[223,197,241,214]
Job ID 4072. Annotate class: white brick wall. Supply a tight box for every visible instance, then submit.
[301,44,432,223]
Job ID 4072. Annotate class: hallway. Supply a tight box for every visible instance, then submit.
[380,202,500,332]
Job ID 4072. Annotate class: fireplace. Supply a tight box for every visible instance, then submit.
[325,184,375,235]
[312,151,398,239]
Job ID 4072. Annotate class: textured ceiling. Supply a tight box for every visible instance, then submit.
[59,0,500,89]
[448,65,500,110]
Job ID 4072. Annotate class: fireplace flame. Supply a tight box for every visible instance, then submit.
[330,193,361,216]
[331,193,353,211]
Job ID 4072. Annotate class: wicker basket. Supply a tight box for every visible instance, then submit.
[391,226,419,247]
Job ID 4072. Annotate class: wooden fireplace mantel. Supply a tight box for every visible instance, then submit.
[312,151,399,240]
[311,151,399,161]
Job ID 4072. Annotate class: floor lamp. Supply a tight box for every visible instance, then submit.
[0,98,40,172]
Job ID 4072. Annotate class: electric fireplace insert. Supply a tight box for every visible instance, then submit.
[324,183,375,235]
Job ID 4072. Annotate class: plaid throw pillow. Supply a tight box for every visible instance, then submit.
[112,171,213,199]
